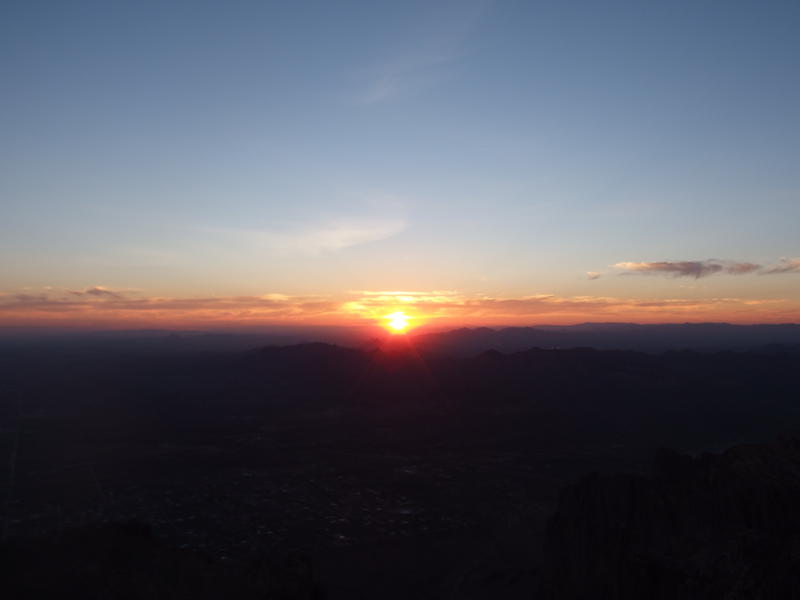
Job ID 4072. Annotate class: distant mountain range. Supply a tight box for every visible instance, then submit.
[409,323,800,356]
[3,322,799,357]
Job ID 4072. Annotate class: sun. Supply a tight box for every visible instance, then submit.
[384,311,411,334]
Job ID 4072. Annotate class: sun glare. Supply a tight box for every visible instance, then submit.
[385,311,410,333]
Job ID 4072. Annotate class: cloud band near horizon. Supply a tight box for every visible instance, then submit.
[1,287,798,330]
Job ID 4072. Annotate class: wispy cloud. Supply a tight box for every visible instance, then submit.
[762,257,800,275]
[354,52,456,105]
[351,2,487,104]
[215,217,407,256]
[614,260,761,279]
[586,271,602,280]
[262,218,406,255]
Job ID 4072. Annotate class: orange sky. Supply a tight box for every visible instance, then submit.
[2,288,799,333]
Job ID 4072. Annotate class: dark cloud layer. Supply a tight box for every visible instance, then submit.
[614,260,761,279]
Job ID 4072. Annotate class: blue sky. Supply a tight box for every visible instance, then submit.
[1,1,799,328]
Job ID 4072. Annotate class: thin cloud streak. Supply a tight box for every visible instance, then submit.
[69,286,125,299]
[763,258,800,275]
[212,217,407,256]
[256,218,407,255]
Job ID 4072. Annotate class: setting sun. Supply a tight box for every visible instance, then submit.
[385,311,411,333]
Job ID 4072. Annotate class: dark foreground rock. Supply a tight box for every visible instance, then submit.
[539,439,800,599]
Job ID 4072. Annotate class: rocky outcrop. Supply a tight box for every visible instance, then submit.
[539,439,800,599]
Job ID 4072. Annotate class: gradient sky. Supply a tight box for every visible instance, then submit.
[2,0,799,330]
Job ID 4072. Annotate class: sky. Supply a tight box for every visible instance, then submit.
[1,0,799,331]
